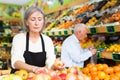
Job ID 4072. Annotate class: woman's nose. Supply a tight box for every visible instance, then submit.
[35,21,39,25]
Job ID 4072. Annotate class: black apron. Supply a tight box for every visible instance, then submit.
[11,32,46,73]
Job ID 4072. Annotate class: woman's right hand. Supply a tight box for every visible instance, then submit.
[33,67,48,74]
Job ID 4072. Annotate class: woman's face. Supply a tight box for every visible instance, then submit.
[26,11,44,33]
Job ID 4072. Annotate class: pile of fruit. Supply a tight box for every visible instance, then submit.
[1,67,90,80]
[0,59,90,80]
[82,63,120,80]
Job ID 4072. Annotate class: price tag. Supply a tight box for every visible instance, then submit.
[64,30,68,36]
[90,27,97,34]
[52,32,55,36]
[106,26,116,33]
[46,32,49,36]
[58,31,62,36]
[72,29,74,33]
[112,53,120,61]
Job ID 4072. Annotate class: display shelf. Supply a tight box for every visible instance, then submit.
[0,17,22,22]
[112,53,120,61]
[98,51,120,62]
[43,28,74,36]
[45,0,90,14]
[43,25,120,36]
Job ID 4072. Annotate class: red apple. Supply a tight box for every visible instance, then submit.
[67,67,78,74]
[35,68,47,74]
[66,73,78,80]
[27,72,35,80]
[33,74,44,80]
[53,59,65,70]
[51,75,62,80]
[59,73,67,80]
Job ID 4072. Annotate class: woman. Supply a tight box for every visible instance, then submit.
[11,6,56,73]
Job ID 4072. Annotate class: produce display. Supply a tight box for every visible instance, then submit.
[1,0,120,80]
[0,59,91,80]
[44,0,120,33]
[82,63,120,80]
[1,62,120,80]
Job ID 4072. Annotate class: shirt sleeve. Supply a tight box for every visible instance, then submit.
[44,36,56,68]
[11,34,25,68]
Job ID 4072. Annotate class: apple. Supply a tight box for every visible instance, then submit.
[67,67,78,74]
[66,73,78,80]
[35,68,47,74]
[47,69,61,80]
[61,68,68,74]
[51,75,62,80]
[42,73,51,80]
[15,69,28,80]
[53,59,65,70]
[59,73,67,80]
[33,73,51,80]
[27,72,35,80]
[33,74,44,80]
[1,74,22,80]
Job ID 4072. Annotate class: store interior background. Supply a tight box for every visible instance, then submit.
[0,0,120,70]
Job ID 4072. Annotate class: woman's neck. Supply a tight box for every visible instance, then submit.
[29,31,40,43]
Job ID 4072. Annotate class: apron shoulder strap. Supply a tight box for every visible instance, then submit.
[26,32,29,51]
[40,34,45,52]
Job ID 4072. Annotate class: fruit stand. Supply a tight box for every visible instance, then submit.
[1,0,120,80]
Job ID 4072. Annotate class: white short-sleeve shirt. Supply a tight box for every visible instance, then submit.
[11,33,56,69]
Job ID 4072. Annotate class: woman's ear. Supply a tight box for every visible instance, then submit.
[25,20,28,26]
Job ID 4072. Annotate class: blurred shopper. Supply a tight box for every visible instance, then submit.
[11,6,56,73]
[61,23,97,68]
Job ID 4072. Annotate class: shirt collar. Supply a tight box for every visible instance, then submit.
[72,34,79,43]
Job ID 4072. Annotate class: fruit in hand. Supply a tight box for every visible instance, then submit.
[53,58,65,69]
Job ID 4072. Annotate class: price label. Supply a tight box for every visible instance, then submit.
[46,32,49,36]
[64,30,68,36]
[112,53,120,61]
[58,31,61,36]
[90,27,97,34]
[52,32,55,36]
[106,26,116,33]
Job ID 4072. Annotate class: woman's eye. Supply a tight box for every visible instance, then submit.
[31,18,35,21]
[38,17,42,21]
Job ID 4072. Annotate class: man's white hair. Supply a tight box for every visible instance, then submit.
[74,23,88,33]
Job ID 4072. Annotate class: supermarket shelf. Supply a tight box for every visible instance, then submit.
[0,17,22,22]
[43,25,120,36]
[45,0,90,14]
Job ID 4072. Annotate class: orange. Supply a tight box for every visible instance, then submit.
[92,76,99,80]
[113,66,120,73]
[96,64,104,71]
[90,71,97,77]
[97,71,106,79]
[115,72,120,78]
[102,64,108,69]
[89,66,97,73]
[81,67,89,74]
[104,74,110,80]
[104,67,114,75]
[86,63,95,69]
[110,74,119,80]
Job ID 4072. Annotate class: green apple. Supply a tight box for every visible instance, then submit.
[1,74,22,80]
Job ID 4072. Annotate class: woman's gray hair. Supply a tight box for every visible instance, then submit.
[24,6,45,31]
